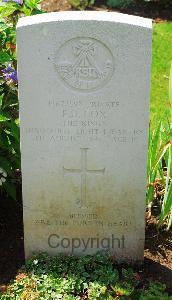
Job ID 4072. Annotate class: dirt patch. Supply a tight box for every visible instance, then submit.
[41,0,71,12]
[144,216,172,294]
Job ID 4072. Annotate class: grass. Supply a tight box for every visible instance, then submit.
[151,22,172,128]
[147,22,172,229]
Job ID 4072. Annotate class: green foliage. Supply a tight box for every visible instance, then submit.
[106,0,133,8]
[147,62,172,229]
[0,0,45,200]
[158,143,172,230]
[151,23,172,127]
[0,252,172,299]
[68,0,94,10]
[147,121,172,229]
[139,282,172,300]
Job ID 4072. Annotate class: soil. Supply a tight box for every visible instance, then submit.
[144,216,172,294]
[0,194,171,294]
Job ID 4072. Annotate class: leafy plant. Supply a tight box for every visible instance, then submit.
[106,0,134,8]
[139,282,172,300]
[147,123,172,229]
[0,0,45,200]
[68,0,94,10]
[147,64,172,229]
[0,252,172,299]
[158,64,172,229]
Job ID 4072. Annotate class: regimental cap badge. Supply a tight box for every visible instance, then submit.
[55,37,114,91]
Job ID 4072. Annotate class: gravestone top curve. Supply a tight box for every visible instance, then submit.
[17,11,152,29]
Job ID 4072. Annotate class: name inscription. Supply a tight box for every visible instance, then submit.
[23,99,144,144]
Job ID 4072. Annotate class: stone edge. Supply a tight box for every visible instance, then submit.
[17,11,152,30]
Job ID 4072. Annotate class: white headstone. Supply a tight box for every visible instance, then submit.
[17,11,152,262]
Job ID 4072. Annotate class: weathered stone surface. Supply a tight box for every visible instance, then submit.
[17,11,152,261]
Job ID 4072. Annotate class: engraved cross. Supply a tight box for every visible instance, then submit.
[63,148,105,206]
